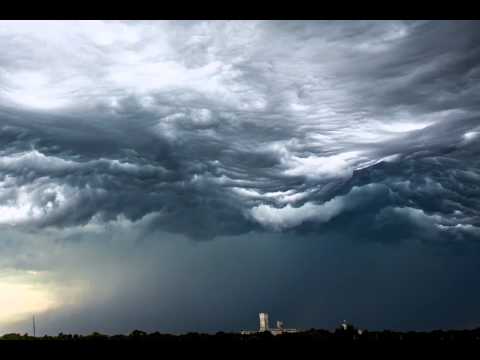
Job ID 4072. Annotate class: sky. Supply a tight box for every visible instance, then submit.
[0,20,480,335]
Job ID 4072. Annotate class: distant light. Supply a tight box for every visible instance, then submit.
[0,279,56,324]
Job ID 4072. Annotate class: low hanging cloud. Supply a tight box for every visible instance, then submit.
[250,200,345,230]
[249,183,387,230]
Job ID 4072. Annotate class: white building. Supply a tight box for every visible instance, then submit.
[241,313,298,335]
[259,312,269,332]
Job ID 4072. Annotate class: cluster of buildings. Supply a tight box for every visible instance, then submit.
[241,313,363,336]
[241,312,299,335]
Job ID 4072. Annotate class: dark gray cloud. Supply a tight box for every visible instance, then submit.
[0,20,479,333]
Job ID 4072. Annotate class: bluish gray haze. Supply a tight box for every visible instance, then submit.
[0,20,479,334]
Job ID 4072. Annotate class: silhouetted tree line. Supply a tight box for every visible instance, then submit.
[2,325,480,345]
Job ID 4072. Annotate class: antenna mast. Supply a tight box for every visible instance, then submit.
[33,315,36,337]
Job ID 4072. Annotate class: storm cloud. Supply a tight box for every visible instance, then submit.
[0,20,480,334]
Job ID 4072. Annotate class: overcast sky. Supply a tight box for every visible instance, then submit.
[0,20,480,335]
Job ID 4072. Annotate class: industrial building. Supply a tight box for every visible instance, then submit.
[259,312,269,332]
[241,313,298,335]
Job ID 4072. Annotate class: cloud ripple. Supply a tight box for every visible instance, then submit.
[0,20,479,243]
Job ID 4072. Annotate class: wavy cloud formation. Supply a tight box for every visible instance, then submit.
[0,21,479,244]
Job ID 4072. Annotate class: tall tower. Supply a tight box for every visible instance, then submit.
[259,313,269,332]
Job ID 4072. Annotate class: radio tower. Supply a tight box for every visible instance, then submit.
[32,315,36,337]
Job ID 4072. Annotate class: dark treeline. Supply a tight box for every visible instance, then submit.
[1,327,479,356]
[3,325,480,344]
